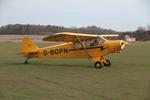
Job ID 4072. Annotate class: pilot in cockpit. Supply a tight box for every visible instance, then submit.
[90,36,106,46]
[90,39,99,46]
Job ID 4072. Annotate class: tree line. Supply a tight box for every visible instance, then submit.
[0,24,115,35]
[0,24,150,41]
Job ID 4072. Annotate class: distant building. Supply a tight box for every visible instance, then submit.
[125,35,136,42]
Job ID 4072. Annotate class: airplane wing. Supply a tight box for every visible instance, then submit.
[42,32,119,42]
[100,34,119,37]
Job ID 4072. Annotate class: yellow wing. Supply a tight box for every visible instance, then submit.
[42,32,119,42]
[100,34,119,37]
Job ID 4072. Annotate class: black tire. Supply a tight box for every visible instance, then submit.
[103,59,111,67]
[24,60,28,64]
[94,61,102,69]
[24,58,29,64]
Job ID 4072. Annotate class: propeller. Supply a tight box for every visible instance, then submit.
[120,41,128,50]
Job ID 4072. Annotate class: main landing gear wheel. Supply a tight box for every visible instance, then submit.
[94,61,102,69]
[103,59,111,67]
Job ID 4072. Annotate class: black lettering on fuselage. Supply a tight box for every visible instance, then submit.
[64,48,68,53]
[43,50,48,56]
[55,49,59,54]
[43,48,69,56]
[50,50,54,55]
[59,49,63,54]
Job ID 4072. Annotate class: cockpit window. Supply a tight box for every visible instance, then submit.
[74,36,107,48]
[74,42,83,48]
[98,36,107,43]
[90,36,107,46]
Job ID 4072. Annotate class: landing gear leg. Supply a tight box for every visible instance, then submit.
[24,57,30,64]
[101,57,111,67]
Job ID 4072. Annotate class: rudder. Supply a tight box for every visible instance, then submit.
[21,36,38,55]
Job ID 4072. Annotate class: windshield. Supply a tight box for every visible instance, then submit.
[98,36,107,43]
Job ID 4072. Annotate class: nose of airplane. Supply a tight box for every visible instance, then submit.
[120,40,128,50]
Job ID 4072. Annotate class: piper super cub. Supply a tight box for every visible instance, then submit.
[20,32,128,69]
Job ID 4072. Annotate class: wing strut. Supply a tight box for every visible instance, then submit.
[76,37,91,58]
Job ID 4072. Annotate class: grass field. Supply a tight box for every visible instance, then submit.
[0,41,150,100]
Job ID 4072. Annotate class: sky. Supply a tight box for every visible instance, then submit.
[0,0,149,31]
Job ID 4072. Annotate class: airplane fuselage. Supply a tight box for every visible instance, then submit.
[31,42,111,58]
[29,40,125,59]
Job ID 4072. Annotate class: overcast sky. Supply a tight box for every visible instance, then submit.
[0,0,149,31]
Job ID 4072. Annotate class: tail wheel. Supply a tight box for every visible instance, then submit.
[24,60,28,64]
[24,57,30,64]
[103,59,111,67]
[94,61,102,69]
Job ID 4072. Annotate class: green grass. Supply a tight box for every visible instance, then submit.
[0,41,150,100]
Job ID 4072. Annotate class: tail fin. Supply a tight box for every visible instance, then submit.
[21,36,38,55]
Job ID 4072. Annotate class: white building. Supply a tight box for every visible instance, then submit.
[125,35,136,42]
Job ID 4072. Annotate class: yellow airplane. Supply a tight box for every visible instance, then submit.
[20,32,128,68]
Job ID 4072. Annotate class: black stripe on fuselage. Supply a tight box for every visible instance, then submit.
[69,46,106,51]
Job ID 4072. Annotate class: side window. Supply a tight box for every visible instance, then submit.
[98,36,106,43]
[89,38,100,47]
[74,42,85,49]
[74,41,88,49]
[73,38,105,48]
